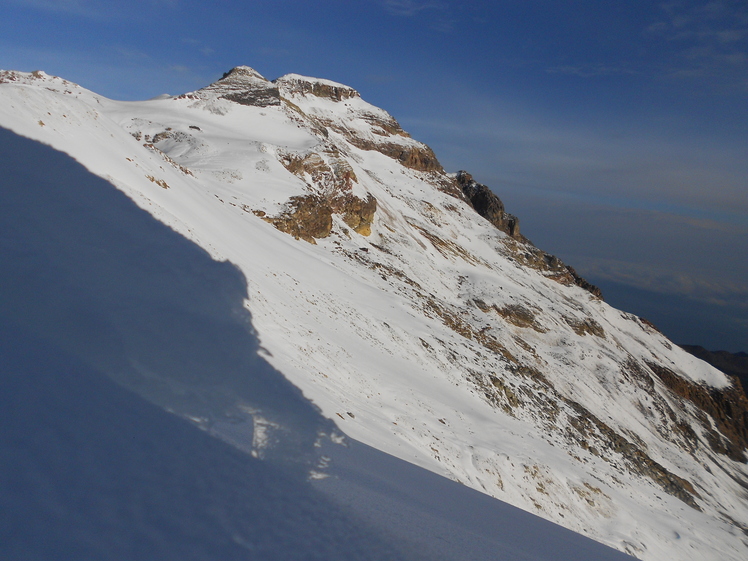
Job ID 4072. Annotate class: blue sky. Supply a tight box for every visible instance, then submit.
[2,0,747,351]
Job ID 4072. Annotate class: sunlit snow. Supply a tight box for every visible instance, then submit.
[1,68,745,561]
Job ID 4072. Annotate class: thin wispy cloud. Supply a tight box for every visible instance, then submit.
[545,64,638,78]
[574,257,748,308]
[405,98,748,221]
[181,38,214,57]
[381,0,448,17]
[7,0,179,19]
[8,0,103,17]
[380,0,453,32]
[649,0,748,87]
[111,46,153,63]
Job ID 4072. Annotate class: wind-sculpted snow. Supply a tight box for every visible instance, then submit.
[0,318,406,561]
[0,126,332,470]
[1,67,747,561]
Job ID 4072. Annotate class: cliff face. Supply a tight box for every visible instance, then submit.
[455,170,520,237]
[2,66,747,561]
[647,361,748,462]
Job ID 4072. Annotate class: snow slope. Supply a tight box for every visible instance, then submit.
[0,125,631,561]
[1,67,746,560]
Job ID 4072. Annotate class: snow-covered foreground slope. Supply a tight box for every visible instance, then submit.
[1,68,746,560]
[0,126,631,561]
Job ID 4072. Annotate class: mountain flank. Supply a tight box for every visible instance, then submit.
[1,65,747,561]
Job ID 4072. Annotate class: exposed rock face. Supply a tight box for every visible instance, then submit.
[358,141,442,172]
[275,75,359,102]
[267,148,377,242]
[497,303,542,330]
[261,193,377,243]
[499,232,603,298]
[280,149,357,193]
[394,143,442,172]
[192,66,281,107]
[1,69,56,84]
[566,265,603,299]
[564,315,606,337]
[466,339,703,509]
[647,361,748,462]
[335,193,377,236]
[259,195,333,244]
[560,395,702,510]
[275,73,443,173]
[455,171,519,237]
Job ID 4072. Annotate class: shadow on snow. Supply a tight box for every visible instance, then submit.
[0,127,404,560]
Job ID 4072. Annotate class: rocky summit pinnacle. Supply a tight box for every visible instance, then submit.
[220,65,269,82]
[197,65,281,107]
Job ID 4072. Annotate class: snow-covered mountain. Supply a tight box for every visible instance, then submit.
[1,66,746,560]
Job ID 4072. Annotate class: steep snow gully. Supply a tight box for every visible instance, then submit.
[1,67,747,560]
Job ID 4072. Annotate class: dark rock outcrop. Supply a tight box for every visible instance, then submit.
[280,150,357,193]
[367,142,442,172]
[455,171,602,298]
[563,397,702,509]
[455,171,519,238]
[275,75,359,101]
[260,195,333,244]
[194,66,281,107]
[647,361,748,462]
[475,349,702,508]
[261,193,377,243]
[335,193,377,236]
[288,117,442,173]
[565,265,603,299]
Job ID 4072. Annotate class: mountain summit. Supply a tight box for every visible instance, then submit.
[1,66,747,560]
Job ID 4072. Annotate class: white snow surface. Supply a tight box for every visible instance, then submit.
[277,72,357,90]
[1,67,746,561]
